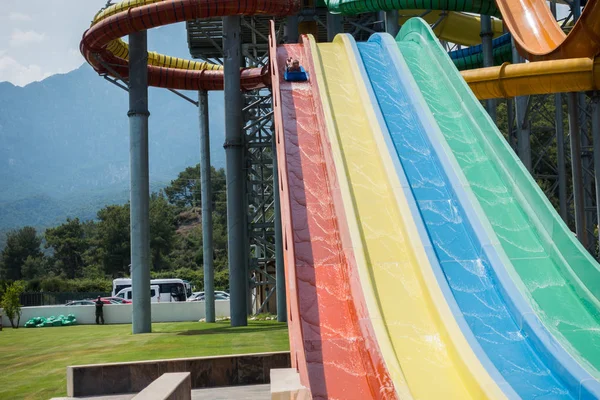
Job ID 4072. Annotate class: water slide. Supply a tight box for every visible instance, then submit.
[397,14,600,387]
[273,30,513,398]
[356,31,597,399]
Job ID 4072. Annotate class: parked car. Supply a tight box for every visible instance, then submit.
[191,292,230,302]
[66,300,95,306]
[102,297,132,304]
[93,298,114,305]
[187,292,204,302]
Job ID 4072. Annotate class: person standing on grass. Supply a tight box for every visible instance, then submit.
[95,296,105,325]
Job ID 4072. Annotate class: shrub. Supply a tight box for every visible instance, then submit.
[1,281,25,328]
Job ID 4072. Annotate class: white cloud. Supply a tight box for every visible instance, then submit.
[0,55,51,86]
[9,29,46,47]
[9,12,32,22]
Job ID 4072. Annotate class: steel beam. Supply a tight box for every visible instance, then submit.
[568,92,587,246]
[198,90,215,322]
[481,15,496,122]
[223,16,247,326]
[129,31,151,334]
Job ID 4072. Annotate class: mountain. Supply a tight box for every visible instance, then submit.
[0,23,226,231]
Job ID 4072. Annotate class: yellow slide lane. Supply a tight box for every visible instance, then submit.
[398,11,504,46]
[309,34,506,399]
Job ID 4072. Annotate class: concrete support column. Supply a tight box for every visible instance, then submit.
[591,93,600,255]
[480,15,496,122]
[327,13,343,42]
[223,16,247,327]
[128,31,151,334]
[385,10,399,37]
[199,90,215,323]
[568,92,587,246]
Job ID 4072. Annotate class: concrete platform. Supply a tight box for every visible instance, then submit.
[51,384,270,400]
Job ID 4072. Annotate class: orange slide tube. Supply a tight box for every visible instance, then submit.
[80,0,300,91]
[462,57,600,99]
[497,0,600,61]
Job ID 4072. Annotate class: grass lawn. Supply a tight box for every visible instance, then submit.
[0,320,289,400]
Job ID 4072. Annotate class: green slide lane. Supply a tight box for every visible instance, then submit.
[326,0,499,17]
[397,18,600,377]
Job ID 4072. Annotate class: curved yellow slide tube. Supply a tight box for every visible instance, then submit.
[398,11,503,46]
[463,57,600,99]
[309,34,506,399]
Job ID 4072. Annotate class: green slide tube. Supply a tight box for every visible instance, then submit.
[325,0,499,17]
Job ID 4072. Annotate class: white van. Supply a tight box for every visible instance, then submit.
[115,285,160,303]
[112,278,188,302]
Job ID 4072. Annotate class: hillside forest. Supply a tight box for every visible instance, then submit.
[0,165,228,295]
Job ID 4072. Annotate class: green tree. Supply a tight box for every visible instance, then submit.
[20,256,46,281]
[45,218,88,279]
[96,204,131,278]
[164,165,227,216]
[1,281,24,328]
[164,165,202,208]
[0,227,42,281]
[150,192,177,271]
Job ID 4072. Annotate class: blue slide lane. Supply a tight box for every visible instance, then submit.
[355,33,579,398]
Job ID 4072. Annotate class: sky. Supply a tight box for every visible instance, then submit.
[0,1,575,87]
[0,0,107,86]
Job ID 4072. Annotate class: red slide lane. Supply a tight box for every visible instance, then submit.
[269,27,397,399]
[80,0,300,90]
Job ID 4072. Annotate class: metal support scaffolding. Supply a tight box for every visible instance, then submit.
[592,92,600,254]
[128,31,151,334]
[480,15,496,122]
[511,40,532,171]
[223,16,247,326]
[568,92,587,247]
[199,90,215,323]
[555,94,568,222]
[516,95,532,172]
[273,138,286,322]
